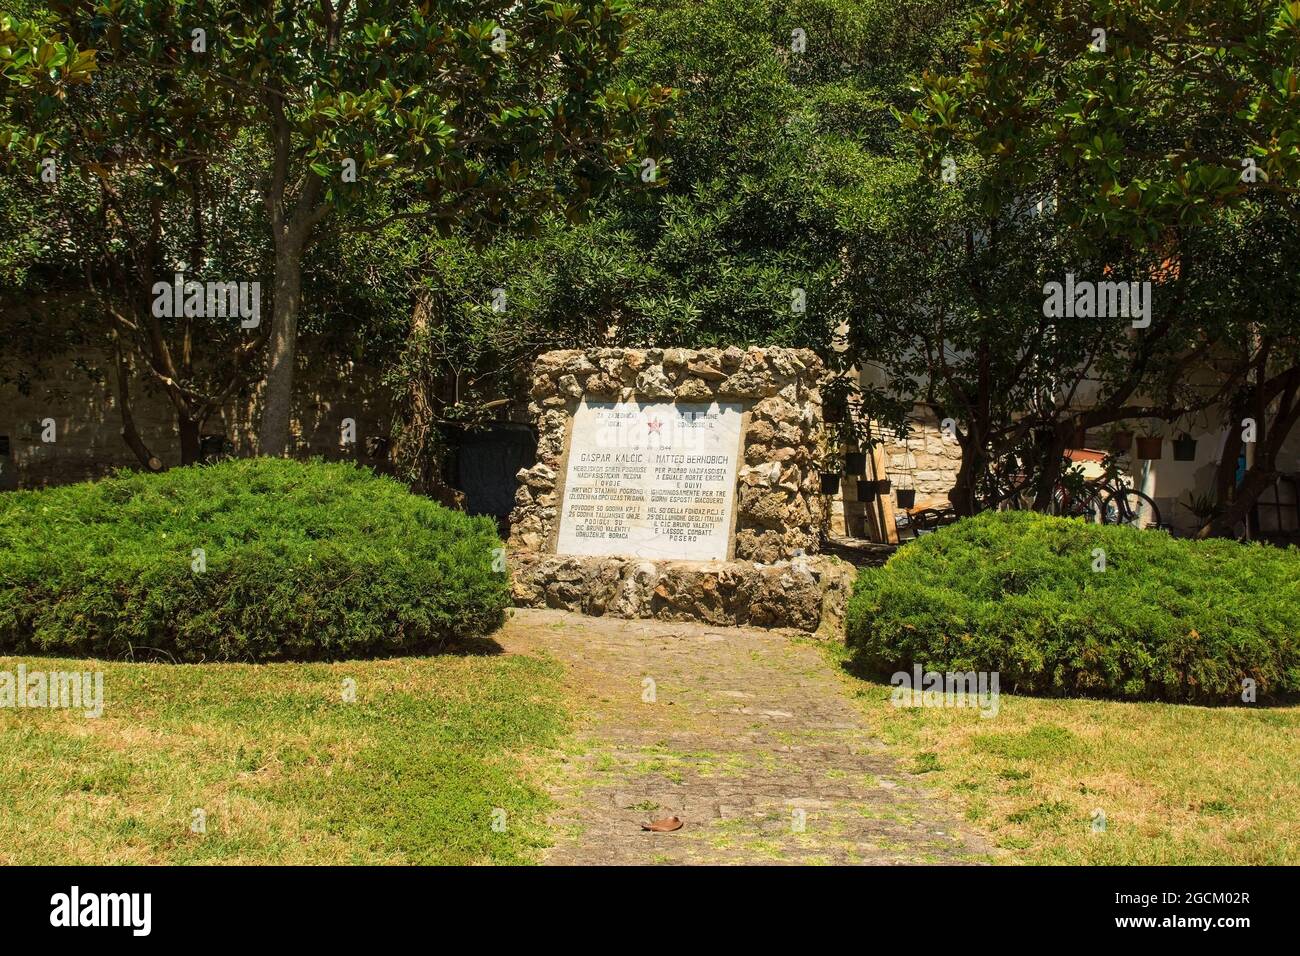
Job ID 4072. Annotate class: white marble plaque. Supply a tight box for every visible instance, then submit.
[556,400,744,560]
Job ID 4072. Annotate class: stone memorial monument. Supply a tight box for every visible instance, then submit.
[507,346,854,632]
[554,399,745,561]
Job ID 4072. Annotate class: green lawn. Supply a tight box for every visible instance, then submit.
[9,634,1296,866]
[0,651,566,864]
[832,647,1300,865]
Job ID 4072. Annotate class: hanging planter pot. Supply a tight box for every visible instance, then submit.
[856,479,878,499]
[1136,436,1163,460]
[844,452,867,475]
[1172,432,1198,461]
[819,472,841,495]
[823,404,845,424]
[896,488,916,509]
[1109,430,1134,453]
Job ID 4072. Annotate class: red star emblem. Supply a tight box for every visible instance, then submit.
[647,418,663,434]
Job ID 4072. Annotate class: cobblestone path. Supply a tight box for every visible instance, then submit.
[497,609,993,865]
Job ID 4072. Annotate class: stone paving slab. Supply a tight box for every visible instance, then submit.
[497,609,995,866]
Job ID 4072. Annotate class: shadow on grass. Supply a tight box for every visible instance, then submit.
[835,651,1300,710]
[0,632,507,665]
[435,634,506,657]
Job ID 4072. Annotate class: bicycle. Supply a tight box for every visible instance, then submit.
[978,455,1035,513]
[1052,474,1162,529]
[982,456,1163,529]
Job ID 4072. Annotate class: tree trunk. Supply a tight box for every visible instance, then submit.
[178,415,202,466]
[112,334,163,472]
[1198,371,1300,538]
[1202,465,1277,538]
[258,243,304,456]
[1030,428,1069,512]
[951,437,981,516]
[1212,415,1244,508]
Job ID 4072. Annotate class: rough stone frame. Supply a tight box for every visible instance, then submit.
[505,346,854,633]
[508,345,827,563]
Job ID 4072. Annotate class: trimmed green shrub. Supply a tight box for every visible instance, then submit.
[0,458,510,661]
[845,511,1300,702]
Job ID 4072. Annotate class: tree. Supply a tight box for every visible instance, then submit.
[24,0,670,455]
[841,163,1231,516]
[6,53,278,468]
[1182,203,1300,536]
[0,11,96,112]
[0,10,96,164]
[377,0,926,487]
[901,0,1300,241]
[892,0,1300,525]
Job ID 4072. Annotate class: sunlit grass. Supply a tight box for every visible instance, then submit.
[834,646,1300,864]
[0,651,567,864]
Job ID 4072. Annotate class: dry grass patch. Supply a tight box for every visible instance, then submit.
[833,654,1300,865]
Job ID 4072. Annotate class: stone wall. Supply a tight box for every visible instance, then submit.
[507,346,827,563]
[1,297,392,488]
[510,552,855,636]
[881,405,962,509]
